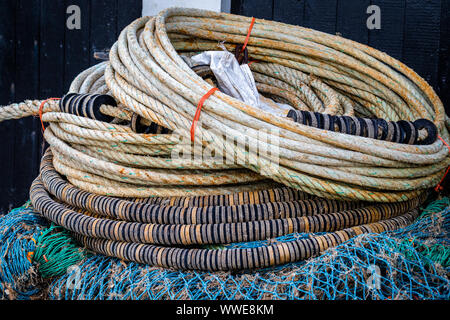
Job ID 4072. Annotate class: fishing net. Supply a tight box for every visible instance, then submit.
[0,203,45,299]
[0,198,449,300]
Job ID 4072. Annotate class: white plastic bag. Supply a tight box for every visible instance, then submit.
[189,51,293,116]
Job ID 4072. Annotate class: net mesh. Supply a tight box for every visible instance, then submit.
[1,198,449,300]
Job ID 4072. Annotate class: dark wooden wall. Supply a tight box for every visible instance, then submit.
[0,0,142,213]
[231,0,450,111]
[0,0,449,212]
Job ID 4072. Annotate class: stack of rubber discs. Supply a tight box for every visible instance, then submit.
[59,93,116,123]
[286,110,438,145]
[30,148,426,271]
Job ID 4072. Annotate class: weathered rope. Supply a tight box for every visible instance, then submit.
[0,8,448,271]
[27,148,426,270]
[3,8,448,202]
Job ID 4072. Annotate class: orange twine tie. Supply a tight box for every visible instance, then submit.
[190,88,218,142]
[435,135,450,192]
[190,18,255,142]
[39,97,61,132]
[241,17,255,53]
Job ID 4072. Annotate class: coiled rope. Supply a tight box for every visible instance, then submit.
[29,149,425,271]
[3,8,448,202]
[0,8,449,270]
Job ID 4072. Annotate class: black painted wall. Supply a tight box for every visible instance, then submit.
[0,0,142,213]
[231,0,450,111]
[0,0,449,212]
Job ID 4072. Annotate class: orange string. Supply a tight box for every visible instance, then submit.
[191,19,253,142]
[438,135,450,150]
[241,17,255,52]
[39,97,60,132]
[26,252,34,263]
[190,88,218,142]
[435,135,450,192]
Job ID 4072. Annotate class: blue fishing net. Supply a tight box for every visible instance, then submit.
[0,203,48,299]
[1,198,449,300]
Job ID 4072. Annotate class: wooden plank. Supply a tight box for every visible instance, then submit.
[13,0,41,211]
[438,0,450,115]
[0,0,16,213]
[230,0,243,14]
[336,0,370,44]
[90,0,117,66]
[369,0,405,60]
[273,0,305,26]
[403,0,441,90]
[15,0,40,101]
[40,0,65,99]
[238,0,273,20]
[304,0,337,34]
[64,0,90,92]
[39,0,65,191]
[117,0,142,36]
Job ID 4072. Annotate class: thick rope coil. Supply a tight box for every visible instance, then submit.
[1,7,447,271]
[1,9,449,201]
[43,8,450,201]
[29,149,425,271]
